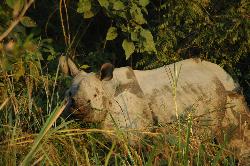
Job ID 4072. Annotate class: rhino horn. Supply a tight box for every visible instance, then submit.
[59,56,69,75]
[59,55,81,76]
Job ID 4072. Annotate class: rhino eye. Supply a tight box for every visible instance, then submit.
[94,94,97,98]
[87,99,91,104]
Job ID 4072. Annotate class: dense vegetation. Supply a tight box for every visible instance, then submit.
[0,0,249,165]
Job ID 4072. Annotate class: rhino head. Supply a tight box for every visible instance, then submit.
[59,55,153,132]
[59,56,115,123]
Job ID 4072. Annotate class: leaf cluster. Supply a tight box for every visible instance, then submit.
[77,0,156,59]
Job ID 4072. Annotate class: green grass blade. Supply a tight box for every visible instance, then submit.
[184,115,192,166]
[83,147,91,166]
[21,101,67,165]
[104,142,116,166]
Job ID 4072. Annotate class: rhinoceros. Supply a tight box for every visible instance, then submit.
[59,56,249,157]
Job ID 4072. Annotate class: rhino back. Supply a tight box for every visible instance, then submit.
[134,59,230,123]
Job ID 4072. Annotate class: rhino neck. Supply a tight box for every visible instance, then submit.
[100,67,153,130]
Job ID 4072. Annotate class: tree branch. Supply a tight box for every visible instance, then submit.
[0,0,34,42]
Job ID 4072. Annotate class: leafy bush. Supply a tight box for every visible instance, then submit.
[0,0,61,133]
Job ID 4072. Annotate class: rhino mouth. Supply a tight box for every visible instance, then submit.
[69,98,93,119]
[68,98,106,122]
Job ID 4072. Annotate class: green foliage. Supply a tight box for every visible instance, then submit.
[113,1,125,10]
[140,29,156,53]
[77,0,95,18]
[139,0,150,7]
[139,0,249,69]
[122,39,135,59]
[76,0,156,58]
[130,3,147,25]
[0,0,60,133]
[98,0,109,9]
[106,26,118,41]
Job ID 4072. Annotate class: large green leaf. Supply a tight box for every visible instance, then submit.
[122,39,135,60]
[131,32,139,41]
[113,1,125,10]
[139,0,150,7]
[130,4,146,25]
[77,0,91,13]
[98,0,109,9]
[140,29,156,52]
[80,64,90,69]
[83,10,94,18]
[77,0,95,18]
[106,27,118,40]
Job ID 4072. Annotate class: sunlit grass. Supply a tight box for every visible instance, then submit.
[0,103,237,165]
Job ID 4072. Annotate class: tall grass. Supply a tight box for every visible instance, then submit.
[0,108,237,165]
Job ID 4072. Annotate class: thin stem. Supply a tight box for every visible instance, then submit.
[63,0,71,44]
[59,0,68,46]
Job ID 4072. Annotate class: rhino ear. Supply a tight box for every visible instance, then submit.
[59,55,81,77]
[100,63,114,81]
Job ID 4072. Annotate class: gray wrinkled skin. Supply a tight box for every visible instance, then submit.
[60,57,250,159]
